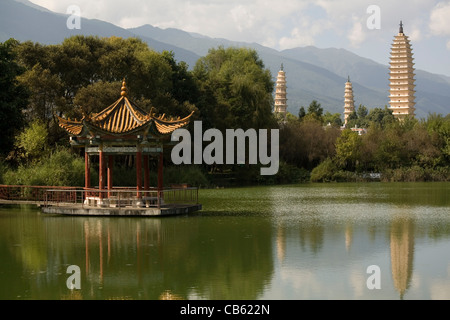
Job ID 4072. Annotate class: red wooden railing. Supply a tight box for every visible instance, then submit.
[0,185,78,203]
[0,185,199,209]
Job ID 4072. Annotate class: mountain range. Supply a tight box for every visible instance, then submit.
[1,0,449,119]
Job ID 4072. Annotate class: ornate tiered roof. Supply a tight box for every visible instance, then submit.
[58,80,193,138]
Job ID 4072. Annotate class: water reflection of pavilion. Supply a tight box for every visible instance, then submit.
[62,216,273,300]
[78,218,172,300]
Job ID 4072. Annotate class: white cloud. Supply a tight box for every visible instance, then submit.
[430,264,450,300]
[230,5,256,33]
[26,0,450,57]
[409,27,422,42]
[429,1,450,36]
[279,27,315,49]
[429,1,450,51]
[348,18,366,48]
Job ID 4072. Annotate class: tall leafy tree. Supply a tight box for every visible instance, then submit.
[13,36,194,142]
[307,100,323,118]
[335,129,362,171]
[15,119,49,163]
[0,39,29,156]
[366,106,396,128]
[298,106,306,120]
[193,46,276,130]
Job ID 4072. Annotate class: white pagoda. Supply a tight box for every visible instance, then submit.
[344,76,355,126]
[388,21,416,120]
[274,64,287,119]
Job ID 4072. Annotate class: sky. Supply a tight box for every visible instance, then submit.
[28,0,450,77]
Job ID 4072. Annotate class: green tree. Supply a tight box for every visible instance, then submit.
[366,106,396,128]
[357,104,368,119]
[279,120,340,170]
[335,129,362,171]
[0,39,29,156]
[161,50,199,105]
[310,158,339,182]
[298,106,306,120]
[323,111,343,127]
[346,111,358,128]
[17,64,65,125]
[402,123,441,168]
[425,113,450,165]
[73,80,124,116]
[374,126,405,169]
[302,100,323,123]
[346,105,369,128]
[14,36,194,145]
[193,46,276,130]
[15,120,49,163]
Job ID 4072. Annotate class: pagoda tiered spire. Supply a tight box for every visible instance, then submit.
[343,76,355,126]
[274,64,287,120]
[388,21,416,120]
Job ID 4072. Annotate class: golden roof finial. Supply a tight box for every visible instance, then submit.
[121,78,127,97]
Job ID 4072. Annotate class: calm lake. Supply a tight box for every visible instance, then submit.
[0,182,449,300]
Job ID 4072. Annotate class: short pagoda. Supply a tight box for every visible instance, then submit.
[344,76,355,126]
[58,79,194,207]
[274,64,288,120]
[388,21,416,120]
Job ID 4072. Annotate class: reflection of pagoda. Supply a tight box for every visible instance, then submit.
[345,223,353,252]
[276,225,286,263]
[388,21,416,120]
[58,80,196,211]
[390,216,415,299]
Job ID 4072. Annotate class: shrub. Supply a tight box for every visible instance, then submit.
[274,162,310,184]
[0,160,6,184]
[310,158,339,182]
[3,148,85,186]
[164,165,210,188]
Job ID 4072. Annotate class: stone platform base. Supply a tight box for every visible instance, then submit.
[41,204,202,217]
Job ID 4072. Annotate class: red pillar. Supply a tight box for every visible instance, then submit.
[85,151,91,189]
[99,149,105,199]
[144,155,149,192]
[158,152,164,191]
[107,155,113,198]
[136,149,142,198]
[85,151,90,200]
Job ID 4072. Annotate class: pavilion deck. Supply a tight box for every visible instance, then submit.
[0,185,201,216]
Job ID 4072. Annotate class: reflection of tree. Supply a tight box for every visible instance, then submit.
[0,206,84,299]
[184,217,273,300]
[390,215,415,300]
[0,209,274,300]
[298,219,324,254]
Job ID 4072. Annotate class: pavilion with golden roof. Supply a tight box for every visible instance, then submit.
[57,80,197,212]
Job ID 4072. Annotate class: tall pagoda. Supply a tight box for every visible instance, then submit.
[344,76,355,126]
[58,79,193,206]
[274,64,287,119]
[388,21,416,120]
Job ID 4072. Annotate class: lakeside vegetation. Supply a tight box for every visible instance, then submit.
[1,36,449,188]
